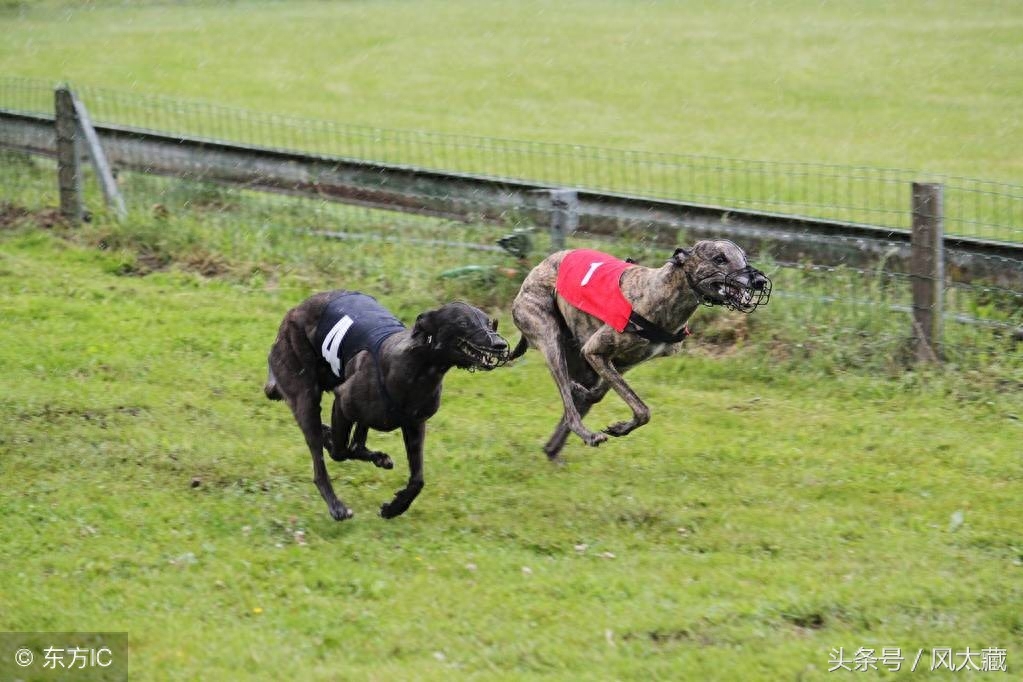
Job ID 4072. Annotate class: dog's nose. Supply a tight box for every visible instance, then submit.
[492,337,509,353]
[751,273,768,291]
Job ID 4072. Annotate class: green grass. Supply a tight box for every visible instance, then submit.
[2,0,1022,183]
[1,217,1021,680]
[1,2,1022,678]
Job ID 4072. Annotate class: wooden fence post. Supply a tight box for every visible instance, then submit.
[55,85,83,224]
[549,189,578,252]
[910,182,944,363]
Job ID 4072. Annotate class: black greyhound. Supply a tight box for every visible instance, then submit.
[265,290,509,520]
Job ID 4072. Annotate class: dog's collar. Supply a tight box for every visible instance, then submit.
[626,311,691,344]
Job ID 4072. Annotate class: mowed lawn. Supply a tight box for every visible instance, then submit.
[0,226,1020,680]
[1,0,1022,182]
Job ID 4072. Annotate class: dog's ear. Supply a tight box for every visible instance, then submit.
[491,318,499,333]
[412,310,439,344]
[671,247,692,266]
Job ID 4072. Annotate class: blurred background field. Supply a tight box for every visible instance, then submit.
[2,0,1021,180]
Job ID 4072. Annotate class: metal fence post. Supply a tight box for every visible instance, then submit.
[549,189,578,252]
[910,182,944,363]
[55,85,83,224]
[71,90,126,220]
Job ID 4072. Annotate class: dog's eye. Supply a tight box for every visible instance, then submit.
[713,254,728,265]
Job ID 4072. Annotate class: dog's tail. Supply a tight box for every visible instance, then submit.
[508,335,529,361]
[264,367,283,401]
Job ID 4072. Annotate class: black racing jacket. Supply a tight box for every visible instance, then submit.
[313,292,407,389]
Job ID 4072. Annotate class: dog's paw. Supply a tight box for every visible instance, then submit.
[603,421,634,437]
[371,452,394,470]
[328,502,354,521]
[379,502,403,519]
[570,381,589,400]
[582,431,608,447]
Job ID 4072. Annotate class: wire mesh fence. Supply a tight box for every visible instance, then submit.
[0,77,1020,373]
[3,77,1021,244]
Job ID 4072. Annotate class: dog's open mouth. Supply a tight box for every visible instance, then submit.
[455,339,509,371]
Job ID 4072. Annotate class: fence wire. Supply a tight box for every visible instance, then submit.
[2,77,1021,244]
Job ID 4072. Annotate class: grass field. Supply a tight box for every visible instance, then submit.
[1,1,1022,679]
[1,211,1021,680]
[2,0,1022,183]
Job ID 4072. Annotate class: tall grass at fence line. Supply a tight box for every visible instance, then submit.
[0,154,530,313]
[1,150,1019,378]
[0,149,58,210]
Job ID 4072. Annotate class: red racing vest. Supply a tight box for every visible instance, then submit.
[555,249,635,332]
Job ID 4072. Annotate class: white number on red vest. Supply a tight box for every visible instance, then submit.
[581,261,604,286]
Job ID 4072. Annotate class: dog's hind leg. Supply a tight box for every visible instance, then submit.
[513,305,607,449]
[263,366,283,400]
[293,389,354,521]
[267,314,353,520]
[536,337,609,448]
[380,421,426,519]
[543,381,611,460]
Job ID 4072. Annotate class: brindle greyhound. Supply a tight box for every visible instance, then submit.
[265,291,509,520]
[509,240,770,460]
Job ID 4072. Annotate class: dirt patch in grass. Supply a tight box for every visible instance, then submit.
[110,246,243,279]
[622,626,718,647]
[782,611,826,631]
[180,251,233,278]
[113,248,172,276]
[0,203,66,230]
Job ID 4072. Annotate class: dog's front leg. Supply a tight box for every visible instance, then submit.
[379,421,426,519]
[581,335,650,438]
[327,395,354,463]
[348,423,394,470]
[326,399,390,468]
